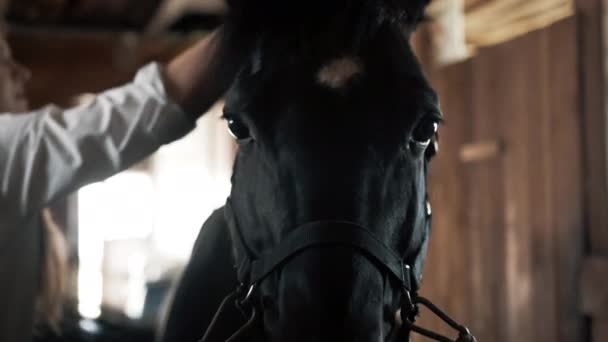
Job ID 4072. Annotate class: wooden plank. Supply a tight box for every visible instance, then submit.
[460,140,503,163]
[493,29,538,342]
[436,62,475,335]
[469,39,510,342]
[518,26,557,342]
[414,60,474,341]
[576,2,608,342]
[580,257,608,316]
[576,0,608,255]
[412,66,446,341]
[547,17,586,342]
[529,22,559,342]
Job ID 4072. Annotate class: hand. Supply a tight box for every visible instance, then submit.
[164,26,245,120]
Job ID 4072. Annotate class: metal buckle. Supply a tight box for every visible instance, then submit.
[456,328,477,342]
[400,289,419,325]
[243,284,256,303]
[237,283,257,308]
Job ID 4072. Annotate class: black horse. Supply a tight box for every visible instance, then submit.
[160,1,474,341]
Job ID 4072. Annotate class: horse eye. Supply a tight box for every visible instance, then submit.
[226,117,251,140]
[426,137,439,159]
[411,117,439,145]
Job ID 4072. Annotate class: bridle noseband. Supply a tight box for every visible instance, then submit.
[238,221,416,300]
[198,200,476,342]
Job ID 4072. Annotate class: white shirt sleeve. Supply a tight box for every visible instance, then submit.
[0,63,195,219]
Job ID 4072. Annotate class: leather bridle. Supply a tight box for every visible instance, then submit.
[198,198,476,342]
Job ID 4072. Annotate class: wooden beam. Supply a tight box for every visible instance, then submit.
[7,26,204,108]
[8,26,202,66]
[429,0,471,65]
[465,0,574,48]
[546,18,586,342]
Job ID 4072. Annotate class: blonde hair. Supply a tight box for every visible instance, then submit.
[37,209,69,332]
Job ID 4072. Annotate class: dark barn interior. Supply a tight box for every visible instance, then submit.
[0,0,606,342]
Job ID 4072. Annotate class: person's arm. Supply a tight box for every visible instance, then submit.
[0,29,243,219]
[165,28,239,119]
[0,63,192,219]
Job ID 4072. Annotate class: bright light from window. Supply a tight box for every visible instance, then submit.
[78,171,154,319]
[125,251,147,319]
[152,171,226,260]
[76,105,235,320]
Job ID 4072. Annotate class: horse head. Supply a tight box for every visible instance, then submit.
[222,1,442,341]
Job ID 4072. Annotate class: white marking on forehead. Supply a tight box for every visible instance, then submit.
[317,57,363,89]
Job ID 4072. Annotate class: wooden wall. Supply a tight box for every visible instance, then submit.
[416,17,586,342]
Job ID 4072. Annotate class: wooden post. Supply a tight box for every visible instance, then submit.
[576,0,608,341]
[576,0,608,255]
[429,0,470,65]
